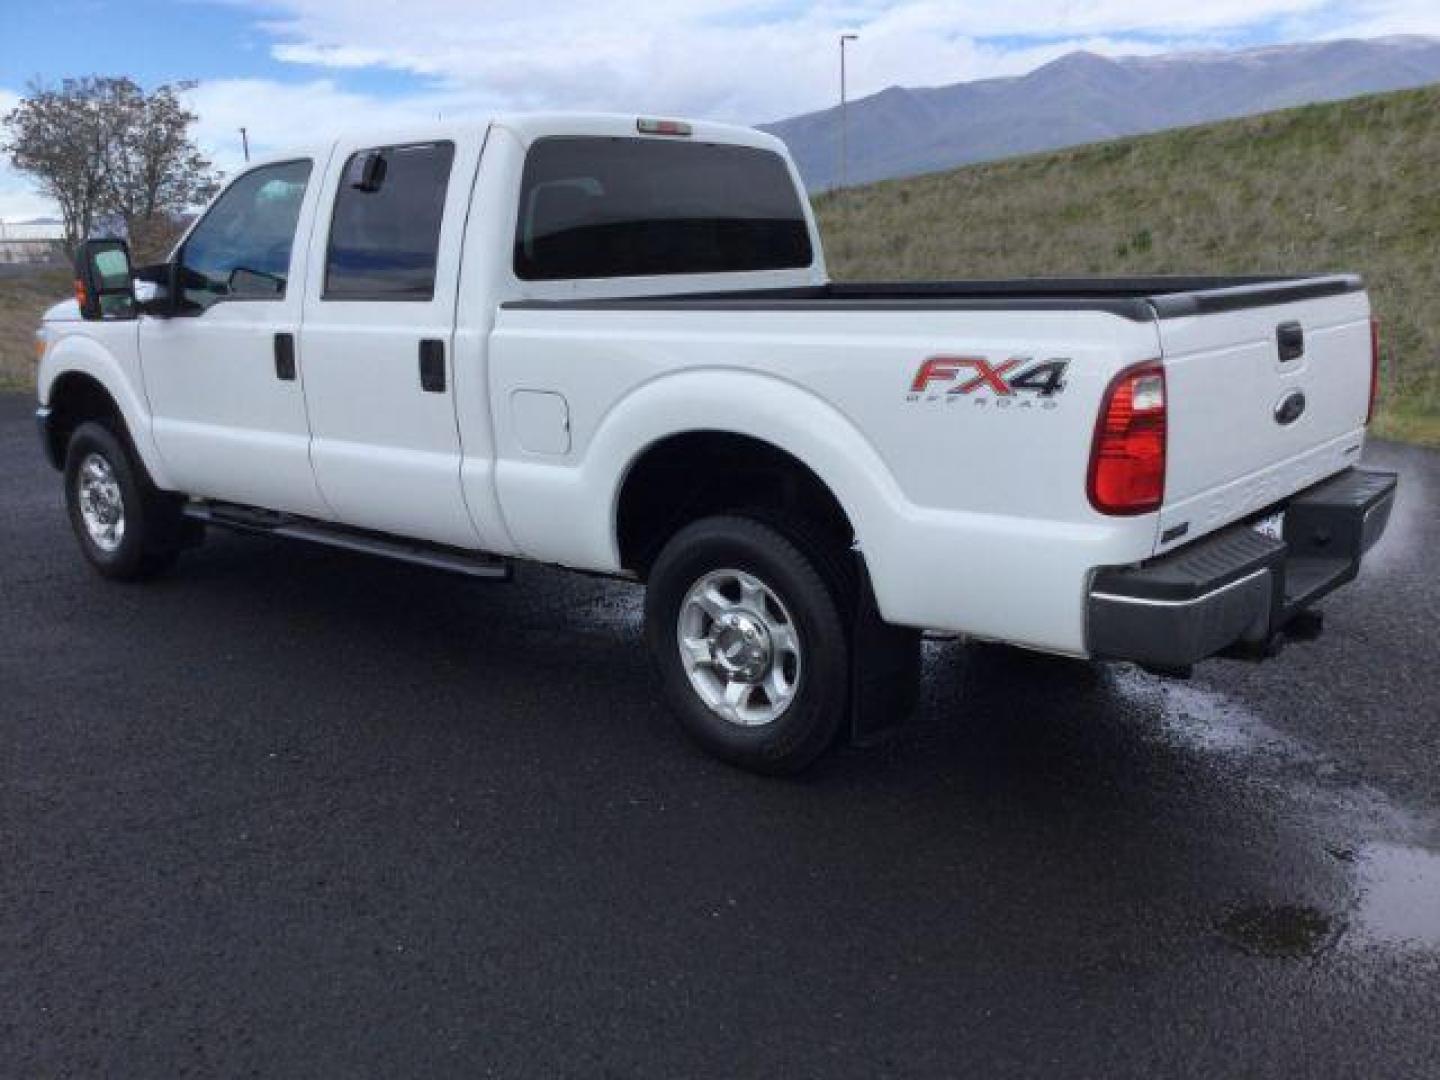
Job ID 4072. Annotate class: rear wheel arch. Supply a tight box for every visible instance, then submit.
[615,430,857,580]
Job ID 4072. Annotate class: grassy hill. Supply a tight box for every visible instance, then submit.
[815,84,1440,446]
[0,268,68,391]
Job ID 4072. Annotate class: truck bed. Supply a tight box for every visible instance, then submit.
[494,266,1375,649]
[504,273,1363,321]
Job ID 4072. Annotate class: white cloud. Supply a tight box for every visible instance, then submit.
[182,78,460,175]
[1308,0,1440,38]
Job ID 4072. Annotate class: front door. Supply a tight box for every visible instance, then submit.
[298,135,483,548]
[139,156,332,517]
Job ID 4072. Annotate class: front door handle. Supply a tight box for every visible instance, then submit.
[419,339,446,392]
[274,332,296,381]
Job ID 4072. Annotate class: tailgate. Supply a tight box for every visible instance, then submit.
[1155,280,1373,552]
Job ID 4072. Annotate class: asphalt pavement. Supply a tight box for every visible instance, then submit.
[3,391,1439,1078]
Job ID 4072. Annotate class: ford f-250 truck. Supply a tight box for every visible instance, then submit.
[35,113,1397,774]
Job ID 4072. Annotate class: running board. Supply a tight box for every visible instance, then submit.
[184,502,512,581]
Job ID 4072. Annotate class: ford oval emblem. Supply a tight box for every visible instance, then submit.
[1274,389,1307,426]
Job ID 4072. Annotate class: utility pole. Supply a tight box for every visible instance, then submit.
[839,33,858,195]
[239,127,250,163]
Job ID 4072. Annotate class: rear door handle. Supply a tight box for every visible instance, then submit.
[274,332,296,381]
[419,339,446,392]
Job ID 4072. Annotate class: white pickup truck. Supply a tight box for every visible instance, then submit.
[36,113,1396,773]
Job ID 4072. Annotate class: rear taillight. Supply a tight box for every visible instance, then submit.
[1088,361,1167,516]
[1368,317,1381,425]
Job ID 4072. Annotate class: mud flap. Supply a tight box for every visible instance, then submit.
[849,565,922,747]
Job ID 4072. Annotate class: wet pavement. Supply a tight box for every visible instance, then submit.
[3,392,1439,1077]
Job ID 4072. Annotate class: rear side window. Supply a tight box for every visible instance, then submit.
[515,137,813,281]
[178,159,311,311]
[325,141,455,300]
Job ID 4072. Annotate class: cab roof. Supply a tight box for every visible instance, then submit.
[246,112,787,172]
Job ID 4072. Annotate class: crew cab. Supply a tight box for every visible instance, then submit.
[35,113,1397,773]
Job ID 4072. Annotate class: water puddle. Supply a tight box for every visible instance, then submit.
[1351,842,1440,950]
[1115,672,1412,836]
[1110,671,1440,958]
[1218,844,1440,958]
[1218,903,1342,958]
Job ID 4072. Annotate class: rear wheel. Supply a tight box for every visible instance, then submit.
[64,421,186,580]
[644,515,851,774]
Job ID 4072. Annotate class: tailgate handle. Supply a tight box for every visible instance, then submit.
[1277,321,1304,363]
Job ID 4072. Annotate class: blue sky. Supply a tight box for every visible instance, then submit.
[4,0,1438,219]
[2,0,427,98]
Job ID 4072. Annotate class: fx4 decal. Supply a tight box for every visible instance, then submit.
[906,356,1071,409]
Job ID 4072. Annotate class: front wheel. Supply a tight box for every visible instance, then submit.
[644,515,851,775]
[63,421,185,580]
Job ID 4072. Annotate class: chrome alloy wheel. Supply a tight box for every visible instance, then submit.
[76,452,126,553]
[676,568,803,727]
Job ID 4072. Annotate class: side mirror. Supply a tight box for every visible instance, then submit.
[75,238,137,321]
[133,261,178,317]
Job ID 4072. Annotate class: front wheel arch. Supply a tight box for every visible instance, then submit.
[43,372,126,470]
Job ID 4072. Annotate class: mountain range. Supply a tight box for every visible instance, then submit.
[761,35,1440,190]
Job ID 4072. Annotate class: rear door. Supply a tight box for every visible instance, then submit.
[1156,285,1373,550]
[299,134,484,548]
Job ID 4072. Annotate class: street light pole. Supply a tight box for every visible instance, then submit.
[239,127,250,163]
[839,33,858,195]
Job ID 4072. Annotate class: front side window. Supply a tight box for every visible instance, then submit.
[324,141,455,300]
[515,137,814,281]
[178,160,312,312]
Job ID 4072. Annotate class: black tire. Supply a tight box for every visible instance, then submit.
[63,421,185,581]
[644,514,851,775]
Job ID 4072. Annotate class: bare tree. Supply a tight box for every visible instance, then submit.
[3,76,220,259]
[1,78,111,251]
[100,80,221,261]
